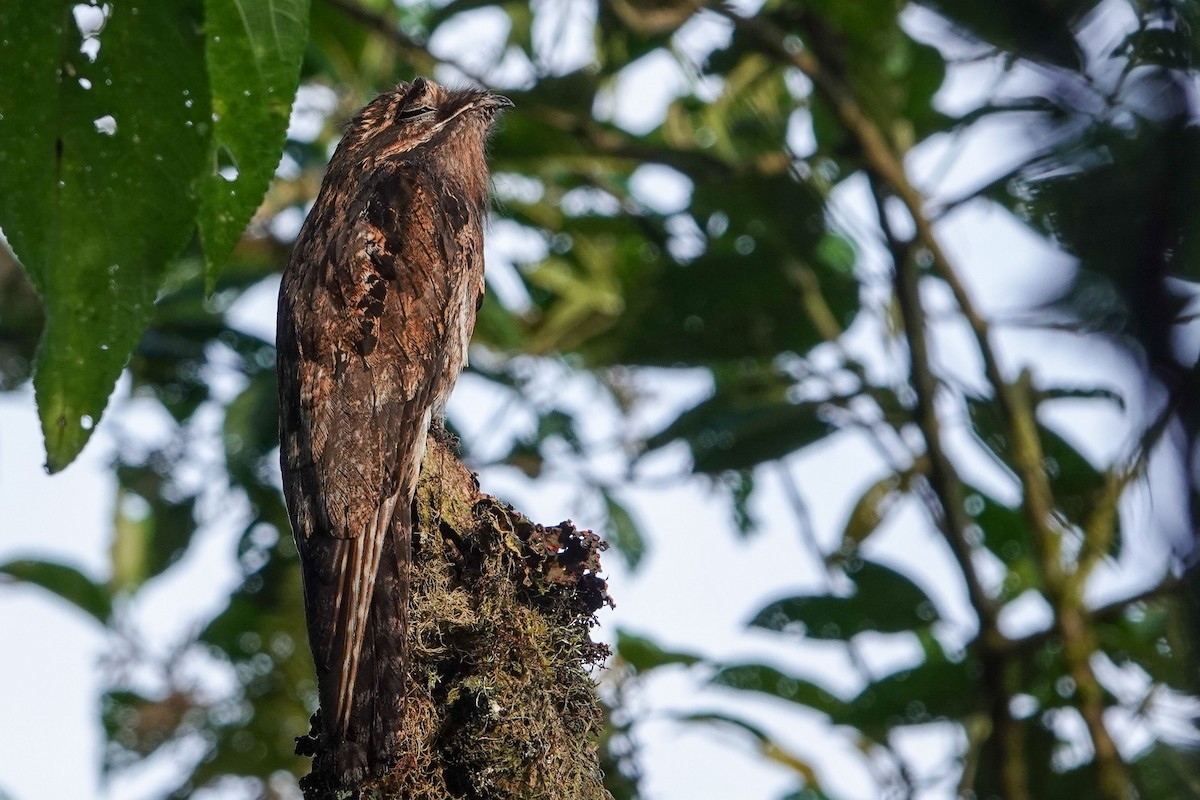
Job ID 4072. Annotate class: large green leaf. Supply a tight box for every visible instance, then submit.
[603,491,647,570]
[597,173,858,366]
[616,630,700,674]
[750,560,939,639]
[0,558,112,623]
[716,635,979,739]
[0,1,209,471]
[712,663,845,718]
[199,0,310,286]
[646,384,835,473]
[836,637,978,736]
[913,0,1092,69]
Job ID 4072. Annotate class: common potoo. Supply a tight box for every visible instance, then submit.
[277,78,510,783]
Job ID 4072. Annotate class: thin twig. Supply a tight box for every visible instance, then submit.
[869,179,997,629]
[1002,575,1183,657]
[322,0,490,86]
[322,0,428,57]
[869,177,1028,800]
[1080,392,1181,575]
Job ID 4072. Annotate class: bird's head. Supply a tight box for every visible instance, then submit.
[342,77,512,164]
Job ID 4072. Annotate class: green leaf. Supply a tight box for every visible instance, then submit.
[715,636,981,739]
[1097,597,1195,692]
[473,290,526,351]
[111,464,198,591]
[750,559,938,639]
[964,486,1023,562]
[223,371,280,487]
[963,485,1037,598]
[912,0,1089,69]
[1035,385,1125,409]
[199,0,310,287]
[0,0,210,471]
[966,396,1108,530]
[536,409,582,451]
[974,716,1099,798]
[1039,730,1098,794]
[578,173,859,366]
[1132,742,1200,798]
[603,491,647,570]
[712,663,845,718]
[519,70,601,115]
[0,558,112,623]
[646,386,835,473]
[815,234,855,274]
[837,639,977,736]
[725,469,758,537]
[900,40,950,141]
[1114,27,1195,70]
[616,630,700,673]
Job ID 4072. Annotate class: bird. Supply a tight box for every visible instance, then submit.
[276,77,511,784]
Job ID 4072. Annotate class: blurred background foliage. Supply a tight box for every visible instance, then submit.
[1,0,1200,798]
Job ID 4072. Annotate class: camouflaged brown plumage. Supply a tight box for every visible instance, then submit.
[277,78,510,785]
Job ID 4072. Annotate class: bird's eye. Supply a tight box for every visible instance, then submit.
[396,105,436,122]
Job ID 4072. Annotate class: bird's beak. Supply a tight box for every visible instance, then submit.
[437,92,514,132]
[482,93,514,110]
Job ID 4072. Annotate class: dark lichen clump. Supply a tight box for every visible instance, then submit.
[299,434,613,800]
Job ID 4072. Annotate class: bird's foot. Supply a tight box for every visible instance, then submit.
[333,739,370,787]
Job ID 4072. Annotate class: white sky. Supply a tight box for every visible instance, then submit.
[0,2,1191,799]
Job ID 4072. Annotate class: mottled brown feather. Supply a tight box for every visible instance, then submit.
[277,78,507,783]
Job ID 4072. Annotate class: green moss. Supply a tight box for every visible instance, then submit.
[302,434,613,800]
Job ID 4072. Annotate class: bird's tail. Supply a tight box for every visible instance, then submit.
[319,501,412,784]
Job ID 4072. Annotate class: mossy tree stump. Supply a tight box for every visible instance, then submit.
[298,433,614,799]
